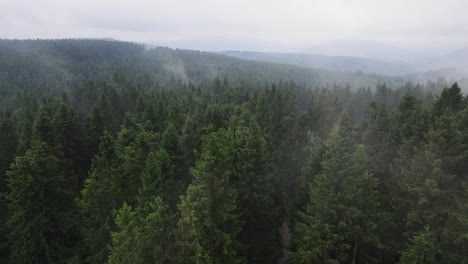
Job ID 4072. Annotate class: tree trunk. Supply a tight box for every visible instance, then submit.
[278,220,291,264]
[352,239,358,264]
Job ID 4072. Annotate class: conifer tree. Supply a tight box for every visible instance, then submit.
[114,114,156,205]
[78,132,119,263]
[360,102,400,262]
[178,130,245,264]
[294,115,380,263]
[432,82,464,116]
[0,112,17,177]
[80,116,157,263]
[108,148,176,264]
[179,115,203,174]
[32,105,57,148]
[396,109,467,263]
[400,227,439,264]
[52,103,84,194]
[87,94,115,158]
[139,150,170,201]
[15,108,35,156]
[227,116,281,263]
[108,198,174,264]
[0,113,17,258]
[6,141,74,263]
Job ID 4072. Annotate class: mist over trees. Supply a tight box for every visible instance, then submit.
[0,39,466,264]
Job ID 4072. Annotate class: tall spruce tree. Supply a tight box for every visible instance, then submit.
[78,132,119,263]
[227,116,281,263]
[360,102,401,262]
[395,89,468,263]
[177,129,245,264]
[114,114,157,206]
[294,115,380,263]
[6,141,74,263]
[0,112,18,258]
[108,148,176,264]
[0,112,17,177]
[52,103,84,194]
[138,149,175,207]
[108,198,174,264]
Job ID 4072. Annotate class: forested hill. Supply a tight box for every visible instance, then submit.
[0,39,402,93]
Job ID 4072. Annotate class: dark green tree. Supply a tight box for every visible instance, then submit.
[227,116,281,263]
[360,102,401,262]
[108,147,177,263]
[86,94,115,158]
[52,103,84,194]
[78,132,119,263]
[113,114,157,206]
[400,227,440,264]
[432,82,464,116]
[294,115,380,264]
[6,141,74,263]
[0,112,17,259]
[139,148,180,209]
[0,112,17,177]
[177,130,245,264]
[396,110,467,263]
[32,105,57,148]
[108,198,174,264]
[80,116,157,263]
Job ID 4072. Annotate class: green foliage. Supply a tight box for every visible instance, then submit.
[108,198,174,264]
[0,113,17,257]
[226,115,281,263]
[395,109,468,263]
[32,105,57,146]
[400,227,440,264]
[433,82,464,116]
[139,148,178,208]
[78,132,118,263]
[6,141,74,263]
[178,130,245,264]
[109,138,177,263]
[294,115,380,263]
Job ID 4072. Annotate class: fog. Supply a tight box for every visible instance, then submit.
[1,0,468,55]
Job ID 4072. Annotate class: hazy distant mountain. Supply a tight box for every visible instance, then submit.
[153,36,293,53]
[158,38,428,63]
[304,39,428,63]
[218,50,418,76]
[403,67,468,87]
[407,48,468,87]
[423,47,468,69]
[152,37,468,80]
[303,39,468,78]
[219,43,468,82]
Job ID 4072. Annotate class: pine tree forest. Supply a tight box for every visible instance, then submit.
[0,39,466,264]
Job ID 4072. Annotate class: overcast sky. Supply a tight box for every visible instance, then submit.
[1,0,468,53]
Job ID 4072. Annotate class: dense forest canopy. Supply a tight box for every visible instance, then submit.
[0,39,466,264]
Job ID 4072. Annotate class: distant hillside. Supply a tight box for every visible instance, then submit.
[423,47,468,69]
[303,39,426,62]
[0,39,403,94]
[402,67,468,89]
[218,50,418,76]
